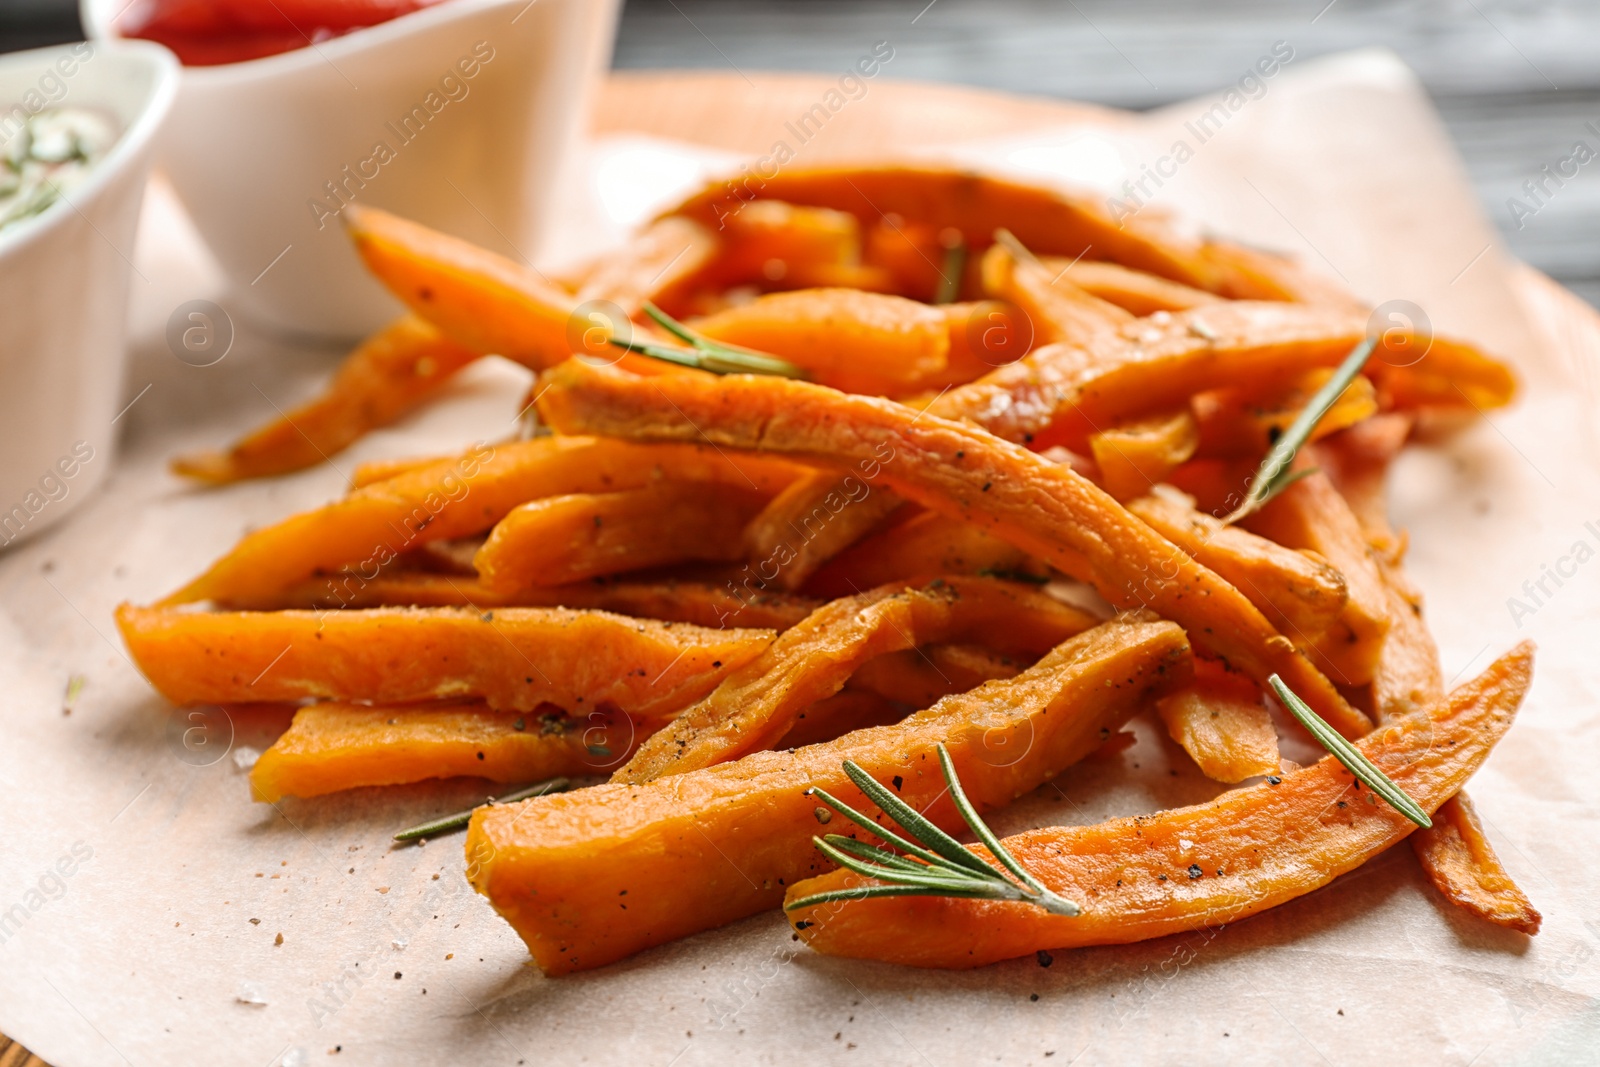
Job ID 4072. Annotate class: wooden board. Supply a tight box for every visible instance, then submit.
[7,68,1597,1067]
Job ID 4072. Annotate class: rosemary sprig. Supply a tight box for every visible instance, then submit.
[992,227,1045,270]
[934,235,967,304]
[605,302,810,379]
[785,743,1081,916]
[393,776,571,842]
[1220,337,1377,525]
[1266,675,1431,828]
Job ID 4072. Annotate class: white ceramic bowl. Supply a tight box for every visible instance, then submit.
[82,0,620,340]
[0,40,178,550]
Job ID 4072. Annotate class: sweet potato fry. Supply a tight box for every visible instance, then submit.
[785,641,1533,968]
[344,203,580,368]
[806,509,1042,599]
[1126,489,1348,639]
[616,577,1100,783]
[980,240,1133,346]
[686,200,890,299]
[666,165,1226,293]
[116,603,774,718]
[1192,369,1378,459]
[165,436,800,607]
[1312,413,1413,560]
[234,572,819,629]
[537,361,1369,736]
[466,614,1191,974]
[774,690,907,750]
[348,454,448,490]
[945,301,1514,453]
[1412,792,1541,934]
[739,469,904,592]
[730,300,1513,593]
[1242,469,1392,687]
[475,482,771,591]
[1156,659,1279,783]
[847,643,1023,710]
[1313,420,1539,932]
[250,702,649,802]
[939,301,1033,380]
[1198,238,1368,308]
[862,216,969,302]
[1088,411,1199,501]
[172,316,481,484]
[1036,256,1222,315]
[689,288,951,395]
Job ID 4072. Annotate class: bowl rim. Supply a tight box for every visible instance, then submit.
[80,0,545,85]
[0,39,179,260]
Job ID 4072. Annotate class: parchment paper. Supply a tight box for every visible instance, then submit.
[3,49,1597,1067]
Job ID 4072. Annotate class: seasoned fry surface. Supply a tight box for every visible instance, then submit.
[117,604,774,718]
[251,702,646,802]
[616,577,1099,783]
[467,616,1191,974]
[536,361,1369,737]
[786,643,1533,968]
[130,161,1537,980]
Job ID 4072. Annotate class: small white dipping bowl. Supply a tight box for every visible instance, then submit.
[82,0,620,341]
[0,40,177,550]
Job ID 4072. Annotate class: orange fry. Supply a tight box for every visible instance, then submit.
[475,482,771,591]
[786,642,1533,968]
[847,643,1024,710]
[1088,411,1199,501]
[1127,489,1348,640]
[117,603,774,718]
[1314,420,1539,932]
[1192,369,1378,459]
[616,577,1099,783]
[165,436,799,607]
[690,288,951,395]
[1156,660,1279,783]
[806,508,1042,599]
[667,164,1227,293]
[774,690,908,749]
[233,572,819,630]
[945,302,1514,453]
[172,316,480,484]
[1036,256,1222,315]
[250,702,649,802]
[980,240,1133,346]
[1243,469,1392,688]
[538,361,1369,736]
[467,615,1190,974]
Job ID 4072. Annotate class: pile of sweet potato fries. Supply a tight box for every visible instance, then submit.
[117,165,1537,973]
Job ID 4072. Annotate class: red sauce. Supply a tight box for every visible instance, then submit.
[118,0,451,66]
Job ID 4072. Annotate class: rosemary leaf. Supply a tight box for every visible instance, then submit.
[786,884,988,912]
[935,237,967,304]
[820,835,946,874]
[788,744,1083,917]
[393,776,570,842]
[1267,675,1432,828]
[808,785,961,873]
[992,227,1045,270]
[936,746,1049,898]
[814,838,990,891]
[605,301,811,379]
[1221,337,1377,525]
[642,302,703,347]
[840,759,998,877]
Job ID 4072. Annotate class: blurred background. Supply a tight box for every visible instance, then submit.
[5,0,1598,306]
